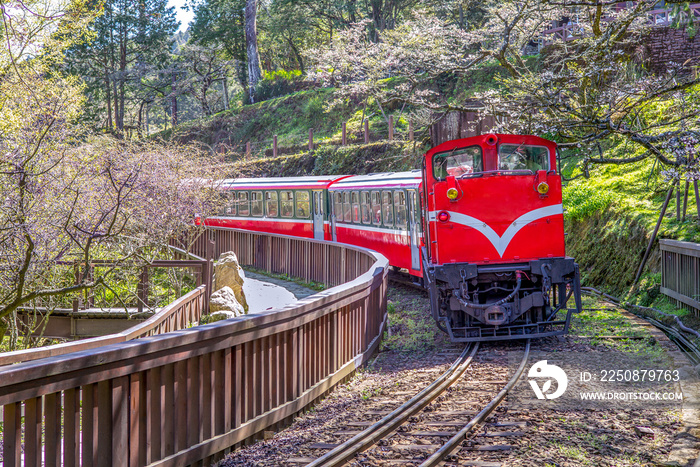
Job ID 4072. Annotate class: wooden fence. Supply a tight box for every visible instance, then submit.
[0,285,207,367]
[0,227,389,466]
[660,239,700,316]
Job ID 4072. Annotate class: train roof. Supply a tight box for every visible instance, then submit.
[330,171,422,190]
[220,175,349,190]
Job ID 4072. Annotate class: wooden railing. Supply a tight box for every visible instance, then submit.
[0,285,208,367]
[660,239,700,317]
[0,227,389,466]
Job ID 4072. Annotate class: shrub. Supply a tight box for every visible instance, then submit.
[255,70,305,102]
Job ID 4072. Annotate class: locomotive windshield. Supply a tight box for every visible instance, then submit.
[498,144,549,172]
[432,146,483,180]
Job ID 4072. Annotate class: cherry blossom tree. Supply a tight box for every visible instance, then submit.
[0,1,224,348]
[473,0,700,174]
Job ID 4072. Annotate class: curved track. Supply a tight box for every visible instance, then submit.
[307,341,531,467]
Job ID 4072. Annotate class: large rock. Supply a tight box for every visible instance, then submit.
[214,251,248,312]
[209,286,245,316]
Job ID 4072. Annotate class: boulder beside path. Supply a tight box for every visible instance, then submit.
[208,286,245,317]
[213,251,249,313]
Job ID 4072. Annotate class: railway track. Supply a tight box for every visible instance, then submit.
[303,341,531,467]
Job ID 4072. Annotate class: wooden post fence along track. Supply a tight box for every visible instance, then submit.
[660,239,700,317]
[0,227,389,466]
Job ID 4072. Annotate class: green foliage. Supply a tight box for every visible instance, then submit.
[381,299,438,353]
[255,70,305,101]
[563,182,615,221]
[572,296,663,355]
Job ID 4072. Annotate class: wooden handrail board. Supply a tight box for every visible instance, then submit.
[660,239,700,257]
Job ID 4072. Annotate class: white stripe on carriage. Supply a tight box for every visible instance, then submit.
[209,216,313,224]
[336,223,410,236]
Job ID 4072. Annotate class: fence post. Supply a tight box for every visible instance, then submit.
[73,263,80,312]
[273,135,278,157]
[309,128,314,151]
[246,142,251,157]
[409,120,414,142]
[137,267,149,313]
[342,122,347,146]
[388,115,393,141]
[364,119,369,144]
[205,239,215,314]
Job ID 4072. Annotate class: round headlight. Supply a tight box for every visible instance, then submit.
[537,182,549,195]
[438,211,450,222]
[446,187,459,200]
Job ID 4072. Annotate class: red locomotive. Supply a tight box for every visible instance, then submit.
[207,134,582,342]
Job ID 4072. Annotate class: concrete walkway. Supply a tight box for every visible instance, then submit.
[243,270,320,300]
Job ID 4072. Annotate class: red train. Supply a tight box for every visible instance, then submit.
[207,134,582,342]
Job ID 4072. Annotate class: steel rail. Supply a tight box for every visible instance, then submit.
[420,339,531,467]
[307,343,480,467]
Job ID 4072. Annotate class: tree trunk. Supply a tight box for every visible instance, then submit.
[245,0,262,103]
[223,77,229,110]
[105,72,113,132]
[200,78,212,116]
[138,101,144,137]
[118,35,126,133]
[285,36,305,74]
[171,72,178,126]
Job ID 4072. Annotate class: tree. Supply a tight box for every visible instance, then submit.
[0,76,222,345]
[188,0,248,88]
[64,0,179,134]
[180,44,231,115]
[0,0,223,347]
[470,0,700,172]
[307,13,478,123]
[245,0,262,102]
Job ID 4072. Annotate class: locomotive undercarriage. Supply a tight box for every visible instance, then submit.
[423,251,582,342]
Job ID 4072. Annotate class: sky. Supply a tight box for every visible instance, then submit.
[168,0,195,33]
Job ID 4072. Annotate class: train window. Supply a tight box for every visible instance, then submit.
[333,192,343,222]
[281,191,294,218]
[432,146,483,180]
[343,192,352,223]
[220,192,232,216]
[352,192,360,223]
[251,191,263,217]
[498,144,549,172]
[371,191,382,225]
[296,191,310,218]
[266,191,278,217]
[231,192,236,216]
[382,191,394,227]
[238,192,249,216]
[394,191,407,227]
[361,191,371,224]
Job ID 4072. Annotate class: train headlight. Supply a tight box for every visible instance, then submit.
[446,187,459,200]
[537,182,549,195]
[438,211,450,222]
